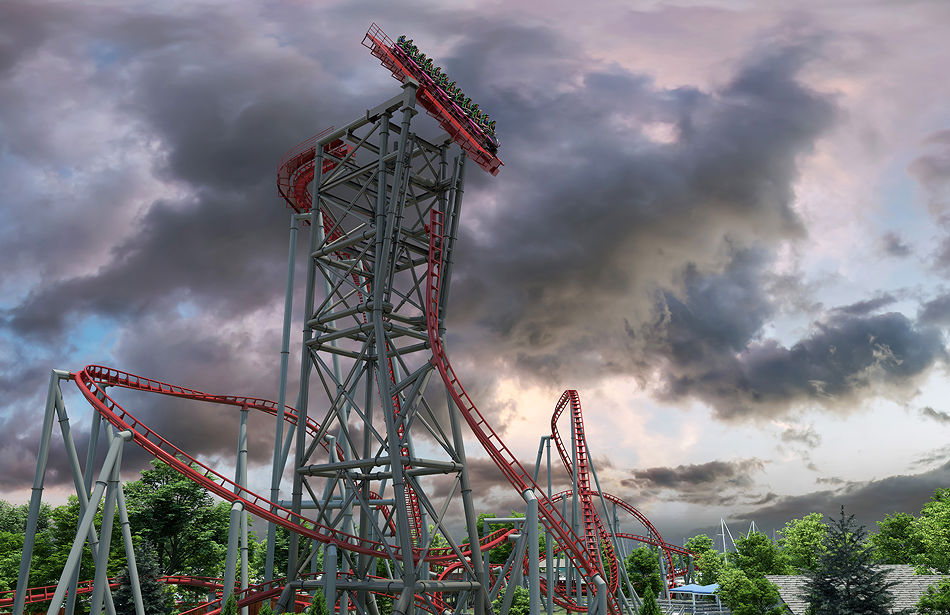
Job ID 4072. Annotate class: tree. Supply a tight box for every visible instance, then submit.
[113,542,169,615]
[221,593,238,615]
[916,489,950,573]
[638,590,663,615]
[305,588,329,615]
[696,550,726,586]
[918,579,950,615]
[491,585,530,615]
[124,459,230,577]
[779,513,827,573]
[870,512,922,565]
[717,566,784,615]
[729,532,790,577]
[685,534,722,585]
[623,546,663,598]
[685,534,715,554]
[803,507,905,615]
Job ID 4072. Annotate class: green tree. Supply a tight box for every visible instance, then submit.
[803,507,905,615]
[717,566,784,615]
[477,512,527,566]
[124,459,230,577]
[491,585,530,615]
[685,534,721,585]
[696,550,726,586]
[221,593,238,615]
[0,531,24,592]
[729,532,790,577]
[870,512,923,565]
[779,513,827,573]
[916,489,950,573]
[918,579,950,615]
[685,534,715,554]
[623,546,662,598]
[113,542,170,615]
[305,588,329,615]
[638,590,663,615]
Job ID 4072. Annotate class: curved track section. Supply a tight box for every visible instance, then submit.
[550,390,620,594]
[426,209,619,614]
[73,365,508,567]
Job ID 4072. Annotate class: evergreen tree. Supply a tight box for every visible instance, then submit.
[113,542,169,615]
[638,590,663,615]
[221,593,238,615]
[257,600,274,615]
[803,507,906,615]
[305,588,330,615]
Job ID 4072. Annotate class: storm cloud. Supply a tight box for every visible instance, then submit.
[3,0,950,543]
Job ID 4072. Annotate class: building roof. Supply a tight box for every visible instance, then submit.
[670,583,719,595]
[765,565,948,615]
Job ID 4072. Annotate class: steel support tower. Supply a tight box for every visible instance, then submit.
[272,81,489,615]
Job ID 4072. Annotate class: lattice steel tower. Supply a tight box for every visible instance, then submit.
[271,69,493,614]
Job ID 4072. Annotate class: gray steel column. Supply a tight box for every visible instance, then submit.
[14,369,67,615]
[45,431,131,615]
[53,391,116,615]
[446,386,489,615]
[325,544,337,614]
[223,501,244,603]
[90,442,122,615]
[372,107,418,614]
[267,211,300,581]
[286,150,324,589]
[236,406,250,615]
[523,490,540,615]
[115,482,144,615]
[592,576,607,615]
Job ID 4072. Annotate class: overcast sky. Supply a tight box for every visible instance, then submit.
[2,0,950,544]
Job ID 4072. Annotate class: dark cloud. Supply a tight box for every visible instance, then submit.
[833,293,897,316]
[621,458,766,506]
[650,310,946,420]
[738,462,950,533]
[920,406,950,424]
[918,292,950,326]
[445,30,835,393]
[880,232,911,258]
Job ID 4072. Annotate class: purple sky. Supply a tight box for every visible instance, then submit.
[2,0,950,542]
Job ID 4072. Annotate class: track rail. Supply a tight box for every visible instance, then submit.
[551,390,620,594]
[426,209,619,614]
[71,366,508,567]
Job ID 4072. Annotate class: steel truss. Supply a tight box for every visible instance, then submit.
[272,82,492,615]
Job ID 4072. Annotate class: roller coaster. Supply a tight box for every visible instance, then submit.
[9,24,691,615]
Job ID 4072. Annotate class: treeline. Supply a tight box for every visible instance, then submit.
[0,459,290,612]
[624,487,950,614]
[4,467,950,615]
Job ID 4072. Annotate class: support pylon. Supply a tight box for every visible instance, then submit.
[273,81,489,615]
